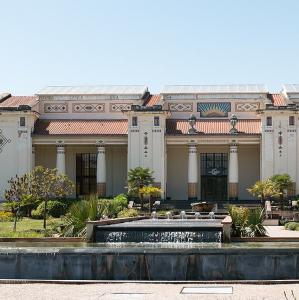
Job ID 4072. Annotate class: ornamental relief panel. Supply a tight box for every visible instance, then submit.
[197,102,231,117]
[168,103,193,112]
[235,102,260,112]
[72,103,105,113]
[0,129,11,153]
[110,103,131,112]
[44,103,68,113]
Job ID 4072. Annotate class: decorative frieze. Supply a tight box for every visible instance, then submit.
[72,103,105,113]
[44,103,68,113]
[235,102,260,112]
[0,129,11,153]
[39,95,141,101]
[168,103,193,112]
[197,102,231,117]
[164,94,264,100]
[110,103,132,112]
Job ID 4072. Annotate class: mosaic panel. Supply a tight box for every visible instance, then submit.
[0,129,11,153]
[72,103,105,113]
[235,102,260,112]
[44,103,68,113]
[197,102,231,117]
[110,103,132,112]
[168,103,193,112]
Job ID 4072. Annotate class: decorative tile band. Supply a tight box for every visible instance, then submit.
[197,102,231,117]
[168,103,193,112]
[44,103,68,113]
[110,103,132,112]
[72,103,105,113]
[235,102,260,112]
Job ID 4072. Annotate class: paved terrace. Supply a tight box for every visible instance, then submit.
[0,283,298,300]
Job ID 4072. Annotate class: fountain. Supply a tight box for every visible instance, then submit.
[151,211,157,220]
[180,210,187,220]
[209,211,215,219]
[166,211,172,220]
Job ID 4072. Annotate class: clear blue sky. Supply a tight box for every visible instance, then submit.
[1,0,299,95]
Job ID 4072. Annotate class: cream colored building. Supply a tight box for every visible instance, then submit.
[0,84,298,203]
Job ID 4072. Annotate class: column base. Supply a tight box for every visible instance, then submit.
[228,183,238,200]
[97,183,106,198]
[188,183,197,200]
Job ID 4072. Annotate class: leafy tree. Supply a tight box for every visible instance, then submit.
[247,179,280,205]
[127,167,154,209]
[139,186,162,213]
[4,174,31,231]
[270,174,293,209]
[30,166,74,230]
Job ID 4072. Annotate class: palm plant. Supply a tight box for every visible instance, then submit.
[62,195,100,237]
[270,174,293,209]
[247,179,280,205]
[246,208,267,237]
[127,167,154,209]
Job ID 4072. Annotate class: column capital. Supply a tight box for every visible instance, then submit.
[229,144,238,153]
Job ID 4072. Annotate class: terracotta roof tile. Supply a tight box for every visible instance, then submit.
[166,119,261,135]
[144,94,160,106]
[268,93,286,106]
[0,96,38,108]
[34,119,128,135]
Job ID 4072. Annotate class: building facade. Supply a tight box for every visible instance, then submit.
[0,84,298,202]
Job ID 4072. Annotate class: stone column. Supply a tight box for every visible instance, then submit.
[56,145,65,174]
[228,144,238,200]
[188,144,198,200]
[97,145,106,197]
[31,146,35,170]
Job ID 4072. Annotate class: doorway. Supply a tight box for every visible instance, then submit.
[200,153,228,201]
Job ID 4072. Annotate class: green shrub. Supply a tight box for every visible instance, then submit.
[31,200,67,219]
[285,222,299,231]
[117,208,139,218]
[228,205,249,237]
[107,194,128,217]
[0,211,14,222]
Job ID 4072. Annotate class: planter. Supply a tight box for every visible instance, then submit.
[191,202,214,212]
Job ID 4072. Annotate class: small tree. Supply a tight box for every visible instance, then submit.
[270,174,293,209]
[139,186,162,213]
[4,174,31,231]
[127,167,154,209]
[247,179,280,205]
[30,166,74,230]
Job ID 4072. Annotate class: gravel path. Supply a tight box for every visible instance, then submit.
[0,283,298,300]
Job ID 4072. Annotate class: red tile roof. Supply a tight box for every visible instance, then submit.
[0,96,38,108]
[144,94,160,106]
[34,119,128,135]
[268,93,286,106]
[166,119,261,135]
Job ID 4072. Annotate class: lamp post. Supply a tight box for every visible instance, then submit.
[188,114,198,134]
[229,114,238,135]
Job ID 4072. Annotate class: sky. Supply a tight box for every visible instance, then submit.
[0,0,299,95]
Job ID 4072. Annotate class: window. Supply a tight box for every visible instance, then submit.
[132,116,138,126]
[20,117,25,127]
[289,116,295,126]
[266,116,272,126]
[154,116,160,126]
